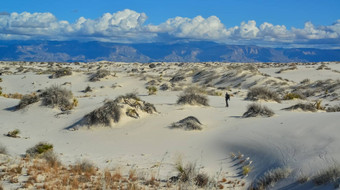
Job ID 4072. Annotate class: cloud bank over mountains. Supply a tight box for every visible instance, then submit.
[0,9,339,48]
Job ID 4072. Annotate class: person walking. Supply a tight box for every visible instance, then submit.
[225,92,230,107]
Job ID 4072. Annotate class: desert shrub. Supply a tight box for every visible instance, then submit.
[147,86,157,95]
[177,90,209,106]
[0,144,7,154]
[142,102,157,114]
[283,103,317,112]
[170,116,203,130]
[89,69,110,82]
[26,142,53,158]
[195,173,209,187]
[243,103,274,118]
[83,85,92,93]
[312,165,340,185]
[5,129,20,138]
[114,93,140,103]
[83,100,121,127]
[249,167,291,190]
[170,74,185,83]
[16,93,39,110]
[246,87,281,103]
[326,105,340,112]
[174,161,209,187]
[183,86,206,95]
[50,67,72,78]
[40,85,74,110]
[41,150,60,167]
[283,92,305,100]
[148,63,156,68]
[159,83,169,91]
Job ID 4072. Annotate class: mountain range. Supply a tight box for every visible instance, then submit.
[0,40,339,63]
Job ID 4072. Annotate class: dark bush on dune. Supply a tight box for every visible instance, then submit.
[282,103,317,112]
[89,69,110,82]
[177,93,209,106]
[50,68,72,79]
[16,93,39,110]
[243,103,274,118]
[246,87,281,103]
[83,100,121,126]
[170,116,203,130]
[40,85,74,111]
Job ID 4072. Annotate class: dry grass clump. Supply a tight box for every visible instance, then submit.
[71,160,97,175]
[174,161,210,188]
[82,93,156,127]
[246,87,281,103]
[16,93,39,110]
[40,85,75,111]
[5,129,20,138]
[50,68,72,79]
[283,92,305,100]
[249,167,291,190]
[89,69,110,82]
[312,165,340,186]
[170,116,203,131]
[283,103,317,112]
[177,87,209,106]
[1,92,23,99]
[243,103,274,118]
[26,142,53,158]
[83,100,121,127]
[326,105,340,112]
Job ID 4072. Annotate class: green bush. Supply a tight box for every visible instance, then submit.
[26,142,53,158]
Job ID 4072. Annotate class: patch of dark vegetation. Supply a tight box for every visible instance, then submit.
[246,87,281,103]
[177,93,209,106]
[282,103,317,112]
[170,74,185,83]
[16,93,39,110]
[50,67,72,79]
[26,142,53,158]
[89,69,110,82]
[243,103,274,118]
[40,85,75,111]
[312,165,340,186]
[170,116,203,130]
[326,105,340,112]
[83,100,122,127]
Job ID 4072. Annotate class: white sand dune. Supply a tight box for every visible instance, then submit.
[0,61,340,189]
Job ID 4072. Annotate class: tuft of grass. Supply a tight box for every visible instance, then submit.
[283,103,317,112]
[283,92,305,100]
[5,129,20,138]
[83,100,121,127]
[72,160,96,175]
[26,142,53,158]
[249,167,291,190]
[147,86,157,95]
[41,150,60,167]
[312,165,340,186]
[243,103,274,118]
[242,165,253,176]
[177,93,209,106]
[89,69,110,82]
[170,116,203,131]
[40,85,74,111]
[246,87,281,103]
[50,68,72,78]
[16,93,39,110]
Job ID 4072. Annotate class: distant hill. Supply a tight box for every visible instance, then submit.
[0,40,339,63]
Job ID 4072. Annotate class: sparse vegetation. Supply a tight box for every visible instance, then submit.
[5,129,20,138]
[283,103,317,112]
[170,116,203,130]
[26,142,53,158]
[326,104,340,112]
[242,165,253,176]
[50,68,72,78]
[89,69,110,82]
[312,165,340,186]
[16,93,39,110]
[243,103,274,118]
[246,87,281,103]
[83,85,92,93]
[249,167,291,190]
[40,85,74,111]
[283,92,305,100]
[177,91,209,106]
[83,100,121,127]
[147,86,157,95]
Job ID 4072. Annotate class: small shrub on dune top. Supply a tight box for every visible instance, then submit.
[26,142,53,158]
[50,67,72,78]
[40,85,74,111]
[83,100,121,126]
[170,116,203,130]
[243,103,274,118]
[16,93,39,110]
[246,87,281,103]
[177,87,209,106]
[249,167,291,190]
[89,69,110,82]
[312,165,340,186]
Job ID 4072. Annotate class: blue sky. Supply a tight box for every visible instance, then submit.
[1,0,340,48]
